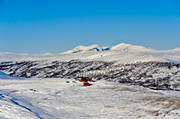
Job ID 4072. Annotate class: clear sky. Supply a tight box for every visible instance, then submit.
[0,0,180,54]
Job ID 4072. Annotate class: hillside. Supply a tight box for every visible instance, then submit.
[0,60,180,91]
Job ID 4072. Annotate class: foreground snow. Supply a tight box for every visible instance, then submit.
[0,78,180,119]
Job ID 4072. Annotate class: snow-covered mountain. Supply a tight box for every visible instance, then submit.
[61,43,180,54]
[59,43,180,64]
[59,43,180,63]
[111,43,154,52]
[61,44,110,54]
[61,43,153,54]
[0,43,179,64]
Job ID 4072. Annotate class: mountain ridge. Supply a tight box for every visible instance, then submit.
[0,43,179,55]
[0,43,179,63]
[61,43,180,54]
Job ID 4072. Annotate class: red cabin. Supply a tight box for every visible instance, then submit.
[83,82,90,86]
[75,77,93,87]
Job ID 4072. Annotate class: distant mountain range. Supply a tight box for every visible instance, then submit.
[61,43,180,54]
[60,43,151,54]
[0,43,180,63]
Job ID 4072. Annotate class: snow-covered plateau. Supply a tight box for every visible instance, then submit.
[0,43,180,119]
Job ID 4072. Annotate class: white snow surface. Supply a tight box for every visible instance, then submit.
[1,77,180,119]
[0,43,179,63]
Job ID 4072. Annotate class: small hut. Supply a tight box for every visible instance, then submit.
[75,77,93,86]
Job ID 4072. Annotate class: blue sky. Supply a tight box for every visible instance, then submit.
[0,0,180,54]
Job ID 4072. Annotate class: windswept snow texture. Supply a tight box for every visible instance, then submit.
[0,60,180,91]
[0,78,180,119]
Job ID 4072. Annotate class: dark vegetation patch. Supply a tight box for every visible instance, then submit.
[0,60,180,90]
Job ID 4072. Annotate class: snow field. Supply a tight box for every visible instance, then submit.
[0,78,180,119]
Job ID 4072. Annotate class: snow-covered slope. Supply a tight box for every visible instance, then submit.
[0,78,180,119]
